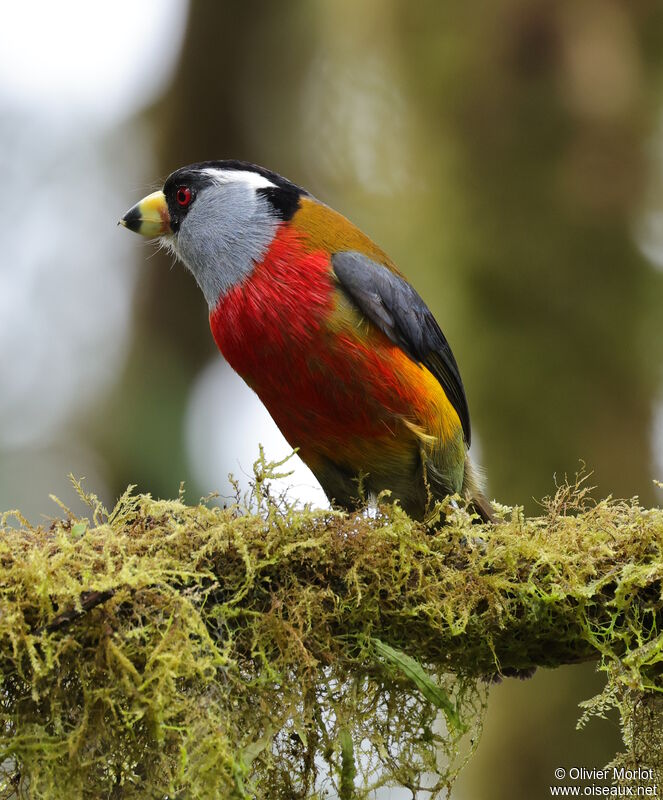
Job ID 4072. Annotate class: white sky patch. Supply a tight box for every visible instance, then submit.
[0,0,188,124]
[636,111,663,492]
[0,1,186,460]
[0,117,146,448]
[635,107,663,273]
[185,359,329,509]
[635,210,663,272]
[653,400,663,487]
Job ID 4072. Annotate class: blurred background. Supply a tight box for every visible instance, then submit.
[2,0,663,797]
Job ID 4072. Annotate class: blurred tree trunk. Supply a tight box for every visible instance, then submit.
[398,0,663,510]
[396,2,663,798]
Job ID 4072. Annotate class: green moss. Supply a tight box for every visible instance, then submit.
[0,458,661,798]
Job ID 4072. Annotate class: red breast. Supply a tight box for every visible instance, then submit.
[210,222,460,465]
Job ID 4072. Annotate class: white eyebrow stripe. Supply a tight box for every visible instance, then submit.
[202,168,276,190]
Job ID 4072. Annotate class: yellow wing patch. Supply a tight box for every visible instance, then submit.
[402,418,439,447]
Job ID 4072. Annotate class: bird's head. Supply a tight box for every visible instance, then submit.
[120,161,306,307]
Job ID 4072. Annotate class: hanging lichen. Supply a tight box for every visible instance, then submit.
[0,458,661,799]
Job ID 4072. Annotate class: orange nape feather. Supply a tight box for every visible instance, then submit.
[292,197,394,261]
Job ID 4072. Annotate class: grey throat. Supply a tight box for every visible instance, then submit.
[172,181,279,308]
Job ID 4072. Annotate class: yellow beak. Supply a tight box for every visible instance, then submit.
[119,190,171,238]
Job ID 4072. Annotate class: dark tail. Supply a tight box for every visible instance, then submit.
[463,455,496,523]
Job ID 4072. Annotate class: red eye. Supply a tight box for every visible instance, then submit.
[176,186,192,207]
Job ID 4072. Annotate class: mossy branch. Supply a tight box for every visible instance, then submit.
[0,459,661,799]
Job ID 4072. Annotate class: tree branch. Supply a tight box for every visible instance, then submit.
[0,470,661,799]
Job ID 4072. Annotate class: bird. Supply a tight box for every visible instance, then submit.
[120,160,494,522]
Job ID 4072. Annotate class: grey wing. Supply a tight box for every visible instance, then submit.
[331,250,471,445]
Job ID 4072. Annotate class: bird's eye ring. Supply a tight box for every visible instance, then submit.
[176,186,192,207]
